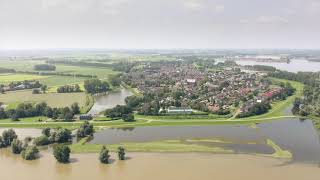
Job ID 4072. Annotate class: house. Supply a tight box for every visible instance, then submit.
[79,114,93,120]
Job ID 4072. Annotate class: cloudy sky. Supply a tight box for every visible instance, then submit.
[1,0,320,49]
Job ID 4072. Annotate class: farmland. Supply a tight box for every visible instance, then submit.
[0,74,49,84]
[0,90,87,108]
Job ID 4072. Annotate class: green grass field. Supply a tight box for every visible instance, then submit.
[0,74,49,84]
[0,90,87,108]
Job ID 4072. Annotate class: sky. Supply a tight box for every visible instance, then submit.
[0,0,320,50]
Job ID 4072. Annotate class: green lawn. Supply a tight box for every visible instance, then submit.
[0,90,87,108]
[39,76,89,87]
[70,137,233,153]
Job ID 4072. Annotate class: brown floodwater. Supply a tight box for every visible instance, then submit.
[0,128,42,139]
[0,149,319,180]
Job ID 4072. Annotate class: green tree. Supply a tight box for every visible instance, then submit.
[33,136,51,146]
[76,121,94,138]
[21,145,39,160]
[71,103,80,115]
[0,136,5,148]
[117,146,126,160]
[122,113,135,122]
[53,145,71,163]
[42,128,51,137]
[41,85,47,93]
[54,128,72,143]
[2,129,17,146]
[11,139,24,154]
[99,146,111,164]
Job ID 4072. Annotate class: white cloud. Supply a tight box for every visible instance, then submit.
[256,16,289,24]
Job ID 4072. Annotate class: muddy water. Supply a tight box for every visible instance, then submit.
[0,128,42,139]
[0,150,319,180]
[88,88,133,115]
[90,119,320,163]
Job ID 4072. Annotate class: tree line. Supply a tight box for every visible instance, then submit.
[0,102,80,121]
[57,84,81,93]
[34,64,56,71]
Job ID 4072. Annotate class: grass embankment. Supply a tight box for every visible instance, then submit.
[70,137,233,154]
[263,139,292,159]
[80,94,95,114]
[0,90,87,108]
[243,78,304,119]
[70,137,291,159]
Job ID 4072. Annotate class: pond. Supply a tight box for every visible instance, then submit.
[236,59,320,73]
[88,88,133,115]
[89,118,320,163]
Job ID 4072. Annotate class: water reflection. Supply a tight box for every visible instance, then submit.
[90,119,320,163]
[236,59,320,73]
[88,88,133,115]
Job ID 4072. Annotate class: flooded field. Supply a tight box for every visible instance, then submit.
[236,59,320,73]
[0,128,42,139]
[88,88,133,115]
[0,150,319,180]
[90,119,320,163]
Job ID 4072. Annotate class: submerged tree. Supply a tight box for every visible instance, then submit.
[53,145,71,163]
[11,139,24,154]
[2,129,17,147]
[117,146,126,160]
[99,146,111,164]
[42,127,51,137]
[21,145,39,160]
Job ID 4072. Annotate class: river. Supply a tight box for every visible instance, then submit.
[236,59,320,73]
[0,150,319,180]
[88,88,133,115]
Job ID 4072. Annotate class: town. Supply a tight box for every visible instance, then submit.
[121,60,295,117]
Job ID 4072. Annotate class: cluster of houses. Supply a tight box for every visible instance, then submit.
[122,61,285,114]
[0,80,42,92]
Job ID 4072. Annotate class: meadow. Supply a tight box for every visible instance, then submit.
[0,90,87,108]
[0,74,49,84]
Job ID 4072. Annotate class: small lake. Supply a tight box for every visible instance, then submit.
[88,88,133,115]
[236,59,320,73]
[90,119,320,163]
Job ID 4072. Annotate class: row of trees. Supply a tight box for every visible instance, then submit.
[33,127,72,146]
[57,84,81,93]
[34,64,56,71]
[0,67,15,73]
[84,79,110,94]
[104,105,135,122]
[0,129,39,160]
[0,102,80,121]
[237,102,272,118]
